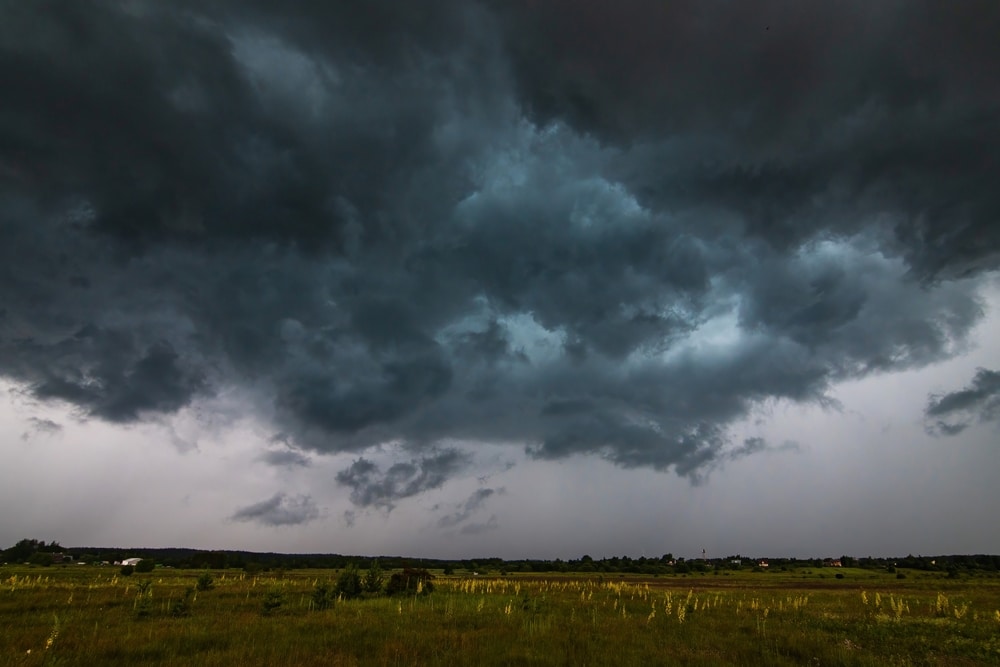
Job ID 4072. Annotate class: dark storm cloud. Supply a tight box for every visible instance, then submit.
[335,450,468,509]
[494,0,1000,279]
[925,369,1000,436]
[230,493,319,526]
[1,1,998,495]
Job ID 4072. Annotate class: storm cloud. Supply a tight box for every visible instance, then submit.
[1,1,998,506]
[335,449,469,509]
[925,368,1000,436]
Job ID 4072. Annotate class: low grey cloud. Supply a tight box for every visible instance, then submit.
[335,450,469,509]
[438,487,503,529]
[459,515,499,535]
[727,438,801,461]
[925,369,1000,437]
[0,1,998,499]
[230,493,319,526]
[258,447,311,468]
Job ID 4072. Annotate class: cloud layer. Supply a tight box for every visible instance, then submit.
[1,1,998,503]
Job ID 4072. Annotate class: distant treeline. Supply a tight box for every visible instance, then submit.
[3,539,999,575]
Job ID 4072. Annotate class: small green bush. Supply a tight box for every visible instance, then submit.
[261,589,284,616]
[335,564,363,599]
[196,572,214,591]
[311,582,332,610]
[171,588,194,617]
[134,581,153,619]
[363,560,384,594]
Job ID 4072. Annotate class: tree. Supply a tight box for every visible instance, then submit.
[28,552,54,567]
[4,539,46,562]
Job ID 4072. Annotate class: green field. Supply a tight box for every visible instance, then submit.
[2,565,999,666]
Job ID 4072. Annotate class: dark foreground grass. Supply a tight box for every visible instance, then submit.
[2,566,999,666]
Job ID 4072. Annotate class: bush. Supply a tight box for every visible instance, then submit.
[386,568,434,596]
[363,560,384,594]
[835,573,845,579]
[335,564,363,599]
[134,581,153,619]
[261,589,284,616]
[311,582,332,610]
[134,559,155,573]
[171,588,194,617]
[120,564,135,576]
[196,572,214,591]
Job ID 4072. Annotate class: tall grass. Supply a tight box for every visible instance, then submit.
[1,565,999,665]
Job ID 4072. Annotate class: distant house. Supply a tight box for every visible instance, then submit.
[757,560,769,568]
[118,557,143,567]
[49,553,73,564]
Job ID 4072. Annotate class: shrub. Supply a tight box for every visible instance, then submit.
[171,588,194,617]
[134,559,155,573]
[386,568,434,596]
[363,560,384,594]
[120,564,134,576]
[335,564,363,600]
[196,572,214,591]
[134,581,153,619]
[311,582,332,610]
[261,589,284,616]
[835,573,845,579]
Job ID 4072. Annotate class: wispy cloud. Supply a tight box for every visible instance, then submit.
[230,493,319,526]
[438,487,504,529]
[20,417,62,441]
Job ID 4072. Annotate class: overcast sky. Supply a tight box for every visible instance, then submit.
[2,1,999,560]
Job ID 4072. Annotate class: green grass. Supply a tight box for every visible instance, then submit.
[2,565,999,665]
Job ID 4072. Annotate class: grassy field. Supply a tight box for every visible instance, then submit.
[2,565,999,666]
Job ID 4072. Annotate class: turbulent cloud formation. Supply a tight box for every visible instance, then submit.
[925,369,1000,436]
[1,1,998,501]
[335,450,468,509]
[230,493,319,526]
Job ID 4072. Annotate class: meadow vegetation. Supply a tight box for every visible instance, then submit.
[2,563,999,666]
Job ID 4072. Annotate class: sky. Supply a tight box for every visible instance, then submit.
[1,1,999,560]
